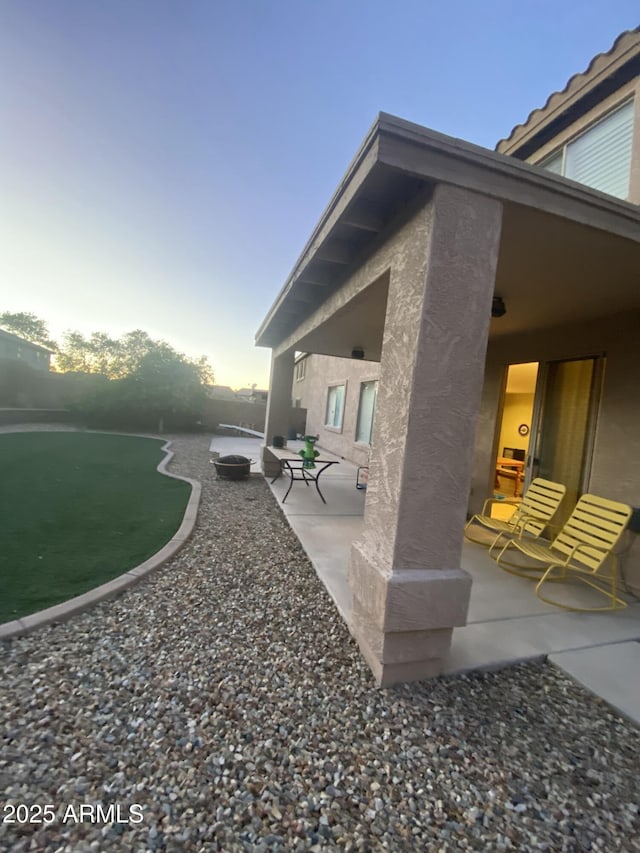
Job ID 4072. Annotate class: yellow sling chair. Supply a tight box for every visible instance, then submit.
[465,478,566,554]
[495,493,632,611]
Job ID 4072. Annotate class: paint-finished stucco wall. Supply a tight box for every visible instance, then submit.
[473,311,640,596]
[303,355,381,466]
[574,326,640,596]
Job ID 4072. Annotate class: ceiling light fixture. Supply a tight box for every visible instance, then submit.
[492,296,507,318]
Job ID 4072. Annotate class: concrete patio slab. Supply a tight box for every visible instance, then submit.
[208,435,263,472]
[549,641,640,725]
[217,436,640,711]
[444,606,640,674]
[282,515,360,621]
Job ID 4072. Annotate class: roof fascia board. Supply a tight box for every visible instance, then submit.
[255,118,383,345]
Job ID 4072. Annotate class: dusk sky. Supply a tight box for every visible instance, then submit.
[1,2,637,389]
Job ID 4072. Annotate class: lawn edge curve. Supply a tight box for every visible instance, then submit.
[0,437,201,640]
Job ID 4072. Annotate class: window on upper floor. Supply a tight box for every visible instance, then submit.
[294,358,306,381]
[325,383,345,429]
[539,99,635,200]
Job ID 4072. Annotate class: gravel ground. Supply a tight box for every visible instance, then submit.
[1,431,639,852]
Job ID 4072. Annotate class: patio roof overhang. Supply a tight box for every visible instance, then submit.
[255,113,640,358]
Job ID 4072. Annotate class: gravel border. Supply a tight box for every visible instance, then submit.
[1,432,639,852]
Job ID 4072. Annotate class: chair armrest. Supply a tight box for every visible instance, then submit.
[568,542,609,566]
[514,514,550,538]
[481,497,499,514]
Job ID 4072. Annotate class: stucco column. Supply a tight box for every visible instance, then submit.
[262,349,295,477]
[348,184,503,686]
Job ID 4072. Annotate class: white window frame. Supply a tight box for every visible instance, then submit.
[294,358,306,381]
[325,383,346,431]
[538,98,634,200]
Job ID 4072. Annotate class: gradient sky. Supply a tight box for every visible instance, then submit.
[1,2,637,388]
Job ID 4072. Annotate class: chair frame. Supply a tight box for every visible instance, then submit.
[495,494,632,611]
[464,478,567,553]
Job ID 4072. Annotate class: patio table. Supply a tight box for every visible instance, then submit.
[270,454,339,504]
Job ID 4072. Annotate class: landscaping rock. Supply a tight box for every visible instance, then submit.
[0,429,638,851]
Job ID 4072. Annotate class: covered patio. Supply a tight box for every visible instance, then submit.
[211,435,640,721]
[255,114,640,686]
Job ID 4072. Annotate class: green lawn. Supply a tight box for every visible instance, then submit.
[0,432,192,622]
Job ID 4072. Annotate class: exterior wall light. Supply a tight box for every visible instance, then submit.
[492,296,507,318]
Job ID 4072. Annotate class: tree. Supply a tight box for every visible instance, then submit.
[61,333,213,432]
[54,330,127,376]
[0,312,57,350]
[71,348,207,432]
[122,346,207,432]
[193,354,215,386]
[2,312,215,430]
[54,327,214,384]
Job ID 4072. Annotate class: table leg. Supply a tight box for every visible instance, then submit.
[282,478,294,503]
[313,464,332,504]
[281,461,295,503]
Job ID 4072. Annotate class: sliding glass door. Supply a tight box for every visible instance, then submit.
[529,356,604,528]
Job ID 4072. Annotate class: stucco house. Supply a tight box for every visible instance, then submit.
[256,29,640,686]
[235,386,270,403]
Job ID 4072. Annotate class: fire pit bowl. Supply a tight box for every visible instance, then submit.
[212,454,252,480]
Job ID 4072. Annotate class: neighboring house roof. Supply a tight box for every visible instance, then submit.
[496,28,640,158]
[0,327,54,355]
[236,387,268,396]
[207,385,237,399]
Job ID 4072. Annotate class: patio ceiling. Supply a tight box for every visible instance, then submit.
[493,203,640,338]
[256,113,640,358]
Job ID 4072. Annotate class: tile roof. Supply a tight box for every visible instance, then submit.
[496,28,640,153]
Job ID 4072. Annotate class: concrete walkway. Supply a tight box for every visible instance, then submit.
[211,436,640,725]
